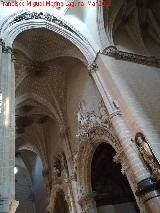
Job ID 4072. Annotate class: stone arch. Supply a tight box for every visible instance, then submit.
[15,147,48,213]
[16,140,48,173]
[76,126,140,213]
[15,149,37,213]
[18,143,39,156]
[76,126,122,200]
[0,11,96,64]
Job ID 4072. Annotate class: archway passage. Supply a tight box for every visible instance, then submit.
[15,150,47,213]
[91,143,140,213]
[54,191,69,213]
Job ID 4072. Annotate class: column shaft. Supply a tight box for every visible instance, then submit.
[0,44,15,212]
[88,63,160,212]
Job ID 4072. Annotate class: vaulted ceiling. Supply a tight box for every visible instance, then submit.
[13,28,85,62]
[104,0,160,55]
[14,28,87,171]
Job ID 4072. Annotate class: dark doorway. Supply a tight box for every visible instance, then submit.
[91,143,140,213]
[55,190,69,213]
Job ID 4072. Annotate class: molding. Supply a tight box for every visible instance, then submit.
[135,177,160,197]
[102,46,160,68]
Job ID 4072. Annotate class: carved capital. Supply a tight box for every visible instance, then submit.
[102,46,160,68]
[88,62,98,76]
[2,46,12,54]
[108,110,122,120]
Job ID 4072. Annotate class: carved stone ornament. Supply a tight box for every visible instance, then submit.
[135,132,160,181]
[53,153,69,184]
[102,46,160,68]
[87,62,98,76]
[2,46,12,54]
[113,149,129,175]
[9,200,19,213]
[76,100,112,139]
[10,11,80,38]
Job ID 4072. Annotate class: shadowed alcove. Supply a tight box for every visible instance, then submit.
[91,143,140,213]
[54,190,69,213]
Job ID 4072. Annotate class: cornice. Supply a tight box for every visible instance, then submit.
[102,46,160,68]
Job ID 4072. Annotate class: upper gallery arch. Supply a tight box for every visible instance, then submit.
[0,10,96,64]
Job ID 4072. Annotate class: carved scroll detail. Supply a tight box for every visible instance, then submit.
[103,46,160,68]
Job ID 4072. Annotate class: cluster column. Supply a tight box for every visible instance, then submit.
[0,40,18,213]
[88,62,160,213]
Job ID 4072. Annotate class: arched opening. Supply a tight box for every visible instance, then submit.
[91,143,140,213]
[15,150,47,213]
[13,26,100,213]
[54,190,69,213]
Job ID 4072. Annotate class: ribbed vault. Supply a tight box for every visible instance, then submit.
[104,0,160,55]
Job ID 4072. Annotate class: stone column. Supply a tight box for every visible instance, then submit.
[62,129,81,213]
[0,42,18,213]
[88,63,160,212]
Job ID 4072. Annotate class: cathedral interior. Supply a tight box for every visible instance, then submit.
[0,0,160,212]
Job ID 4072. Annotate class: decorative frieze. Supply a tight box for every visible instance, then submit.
[102,46,160,68]
[10,11,80,38]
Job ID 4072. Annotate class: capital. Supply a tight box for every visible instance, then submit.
[2,46,12,54]
[88,62,98,76]
[108,110,122,120]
